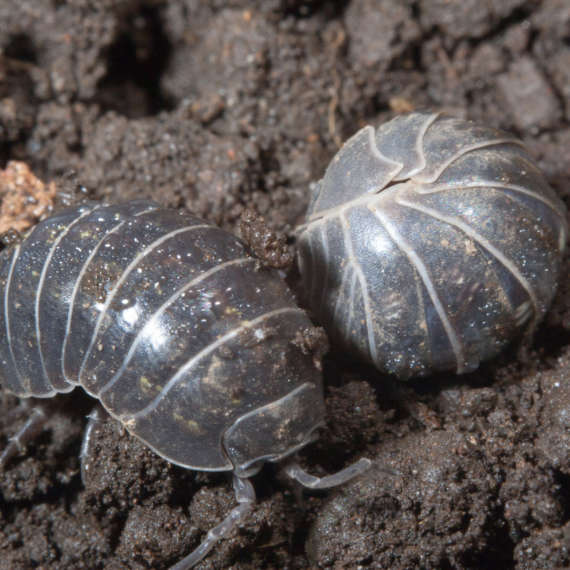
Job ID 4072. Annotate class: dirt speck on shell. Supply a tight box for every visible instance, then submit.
[0,1,568,569]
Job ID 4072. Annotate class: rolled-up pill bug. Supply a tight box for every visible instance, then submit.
[296,111,568,379]
[0,200,370,569]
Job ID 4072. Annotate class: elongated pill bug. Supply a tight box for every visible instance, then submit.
[0,200,370,569]
[296,111,568,379]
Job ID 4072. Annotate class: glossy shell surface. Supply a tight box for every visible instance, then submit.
[297,112,568,378]
[0,201,325,472]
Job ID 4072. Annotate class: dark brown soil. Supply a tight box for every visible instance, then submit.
[0,1,569,569]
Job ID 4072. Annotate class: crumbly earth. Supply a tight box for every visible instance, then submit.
[0,1,568,569]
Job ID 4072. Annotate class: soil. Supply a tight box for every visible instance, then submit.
[0,1,569,569]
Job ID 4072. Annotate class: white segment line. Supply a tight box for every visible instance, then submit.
[414,181,565,220]
[412,138,525,184]
[304,124,403,225]
[364,123,404,173]
[300,172,565,234]
[296,217,320,235]
[397,198,540,319]
[128,306,307,421]
[311,126,401,213]
[62,206,158,382]
[339,211,378,365]
[371,205,466,374]
[306,230,317,310]
[332,260,352,334]
[4,246,24,390]
[299,139,533,231]
[298,208,340,232]
[35,205,101,388]
[78,223,212,382]
[404,112,439,179]
[296,233,309,290]
[97,256,255,396]
[318,222,330,315]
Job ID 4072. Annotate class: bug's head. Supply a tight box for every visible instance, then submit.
[222,382,325,477]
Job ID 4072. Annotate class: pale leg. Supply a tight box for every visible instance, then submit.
[170,474,256,570]
[0,406,47,467]
[80,406,106,484]
[283,457,372,489]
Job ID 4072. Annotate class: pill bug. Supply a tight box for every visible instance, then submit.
[0,200,370,569]
[296,111,568,379]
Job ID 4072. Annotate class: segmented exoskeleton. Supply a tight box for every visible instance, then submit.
[0,200,370,569]
[297,112,568,378]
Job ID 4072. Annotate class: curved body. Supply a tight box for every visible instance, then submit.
[297,112,568,378]
[0,201,325,472]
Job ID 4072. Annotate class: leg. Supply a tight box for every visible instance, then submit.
[170,475,256,570]
[0,405,47,468]
[80,406,106,484]
[283,457,372,490]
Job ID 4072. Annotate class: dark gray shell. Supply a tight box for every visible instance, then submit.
[297,112,568,379]
[0,201,325,472]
